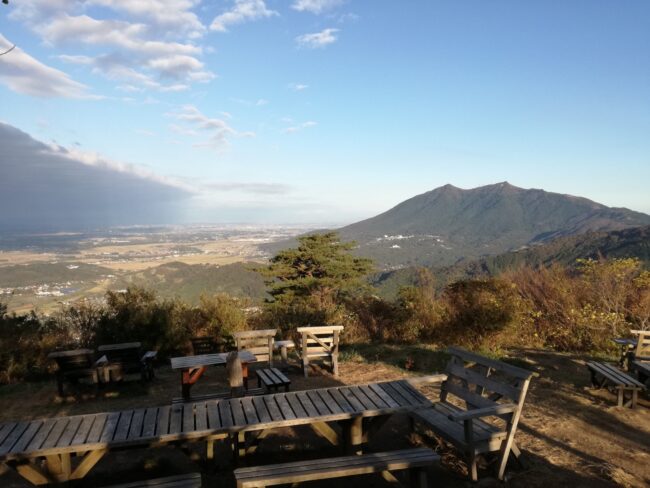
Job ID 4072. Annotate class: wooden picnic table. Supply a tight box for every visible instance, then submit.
[171,350,258,400]
[0,379,436,486]
[612,337,638,367]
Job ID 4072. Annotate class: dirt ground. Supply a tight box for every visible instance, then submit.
[0,348,648,487]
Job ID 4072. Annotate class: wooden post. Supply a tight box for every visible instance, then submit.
[268,336,274,367]
[302,332,309,378]
[346,416,363,455]
[227,351,245,397]
[332,330,340,377]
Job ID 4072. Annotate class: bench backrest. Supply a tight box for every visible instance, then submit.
[296,325,343,360]
[631,330,650,360]
[190,336,219,355]
[48,349,95,372]
[98,342,142,364]
[441,347,532,421]
[234,329,277,366]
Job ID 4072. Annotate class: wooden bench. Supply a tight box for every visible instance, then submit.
[234,448,439,488]
[587,361,646,408]
[255,368,291,392]
[47,349,104,396]
[410,347,532,481]
[297,325,343,378]
[98,342,157,382]
[104,473,202,488]
[632,360,650,386]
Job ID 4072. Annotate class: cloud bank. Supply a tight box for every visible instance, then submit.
[0,122,191,231]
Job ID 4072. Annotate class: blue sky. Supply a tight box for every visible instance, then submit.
[1,0,649,227]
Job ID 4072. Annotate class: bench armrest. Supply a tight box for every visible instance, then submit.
[95,355,108,367]
[141,351,158,363]
[449,403,518,422]
[405,374,448,386]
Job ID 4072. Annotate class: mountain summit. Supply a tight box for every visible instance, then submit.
[337,183,650,268]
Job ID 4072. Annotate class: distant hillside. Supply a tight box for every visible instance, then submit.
[121,261,267,303]
[0,262,113,288]
[336,182,650,268]
[371,224,650,298]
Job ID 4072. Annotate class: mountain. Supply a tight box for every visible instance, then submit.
[371,225,650,298]
[335,182,650,269]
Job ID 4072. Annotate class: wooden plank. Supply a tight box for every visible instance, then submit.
[26,419,57,452]
[368,384,400,408]
[390,381,422,405]
[71,416,95,446]
[113,411,134,442]
[252,396,272,423]
[86,414,107,444]
[348,386,375,410]
[447,347,532,380]
[0,423,17,446]
[195,402,208,431]
[206,402,220,430]
[306,390,332,415]
[328,388,355,413]
[447,364,520,401]
[263,396,284,421]
[274,394,297,420]
[183,404,195,433]
[339,387,365,412]
[240,397,260,424]
[156,406,170,436]
[141,408,158,438]
[57,416,83,447]
[41,419,69,450]
[296,391,320,417]
[358,385,389,409]
[230,399,247,426]
[380,382,410,406]
[443,382,497,410]
[218,400,234,428]
[100,412,120,444]
[128,409,145,440]
[7,421,42,455]
[398,380,432,404]
[317,390,344,414]
[284,392,308,418]
[169,405,183,435]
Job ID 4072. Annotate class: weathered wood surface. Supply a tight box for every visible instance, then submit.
[234,448,438,488]
[234,329,277,366]
[103,473,202,488]
[297,325,343,378]
[411,346,532,482]
[0,379,431,464]
[170,351,257,370]
[256,368,291,392]
[587,361,646,408]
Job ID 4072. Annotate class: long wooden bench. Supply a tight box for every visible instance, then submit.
[411,347,532,481]
[104,473,202,487]
[587,361,646,408]
[255,368,291,392]
[234,448,439,488]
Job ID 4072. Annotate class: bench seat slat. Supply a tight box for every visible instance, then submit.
[103,473,202,488]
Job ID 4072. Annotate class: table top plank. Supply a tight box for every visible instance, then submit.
[169,405,183,435]
[274,393,297,420]
[25,418,57,452]
[7,421,42,455]
[0,422,18,446]
[170,350,257,370]
[141,408,158,438]
[218,400,234,428]
[57,416,83,447]
[0,422,30,456]
[348,386,376,411]
[379,382,411,407]
[262,396,284,422]
[183,403,195,433]
[230,399,247,426]
[240,397,260,424]
[339,387,365,412]
[100,412,121,443]
[252,396,272,424]
[41,418,69,450]
[195,402,208,432]
[317,390,344,415]
[156,406,171,436]
[368,383,400,408]
[207,402,220,430]
[86,413,107,444]
[72,415,96,446]
[306,390,331,416]
[113,410,134,442]
[358,385,389,409]
[128,409,145,440]
[327,388,355,414]
[295,391,319,417]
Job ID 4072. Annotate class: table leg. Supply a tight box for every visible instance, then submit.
[181,366,207,400]
[242,363,249,390]
[345,416,363,455]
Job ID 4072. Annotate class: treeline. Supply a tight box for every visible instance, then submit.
[1,233,649,383]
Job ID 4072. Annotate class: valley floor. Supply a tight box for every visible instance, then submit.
[0,347,648,487]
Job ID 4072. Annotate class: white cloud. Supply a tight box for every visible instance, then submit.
[169,105,255,149]
[210,0,278,32]
[296,28,339,48]
[11,1,213,92]
[0,34,92,99]
[202,182,291,195]
[283,120,317,134]
[288,82,309,91]
[292,0,344,14]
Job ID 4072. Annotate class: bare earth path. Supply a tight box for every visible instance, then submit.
[0,348,648,487]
